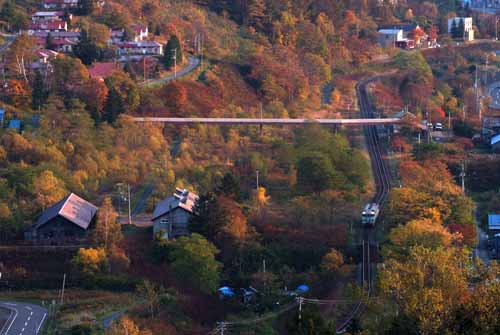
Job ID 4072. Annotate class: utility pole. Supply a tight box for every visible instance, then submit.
[128,184,132,225]
[172,48,177,79]
[460,161,466,193]
[475,66,479,117]
[60,273,66,305]
[259,103,263,134]
[463,104,466,122]
[496,16,499,41]
[256,170,259,190]
[143,56,146,83]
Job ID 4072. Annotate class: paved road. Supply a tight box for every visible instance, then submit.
[0,302,47,335]
[141,56,200,86]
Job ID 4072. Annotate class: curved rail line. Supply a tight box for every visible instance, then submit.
[336,78,392,333]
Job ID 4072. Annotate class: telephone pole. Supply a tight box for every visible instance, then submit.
[460,161,466,193]
[256,170,259,190]
[128,184,132,225]
[173,48,177,79]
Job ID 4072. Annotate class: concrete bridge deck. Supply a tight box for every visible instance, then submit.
[132,117,404,126]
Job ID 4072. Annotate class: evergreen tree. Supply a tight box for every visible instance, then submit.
[77,0,95,16]
[450,18,458,38]
[73,29,99,65]
[217,172,241,201]
[458,18,465,39]
[162,35,182,70]
[32,70,46,110]
[45,32,56,50]
[104,88,123,123]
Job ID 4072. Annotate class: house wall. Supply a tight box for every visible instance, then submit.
[31,216,87,243]
[153,208,192,239]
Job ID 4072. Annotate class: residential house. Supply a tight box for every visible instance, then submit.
[377,29,403,48]
[131,24,148,41]
[379,23,420,39]
[43,0,79,9]
[28,21,68,34]
[30,49,58,71]
[32,31,80,43]
[35,37,76,53]
[447,17,474,41]
[152,188,198,240]
[25,193,98,244]
[115,41,163,61]
[109,29,124,44]
[31,11,70,22]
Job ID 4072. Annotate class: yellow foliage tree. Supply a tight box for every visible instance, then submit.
[72,247,107,275]
[321,248,344,274]
[33,170,67,210]
[92,197,122,249]
[107,316,151,335]
[379,246,469,334]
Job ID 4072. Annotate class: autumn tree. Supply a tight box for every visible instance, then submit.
[161,81,187,113]
[92,197,122,248]
[33,170,66,210]
[321,248,344,275]
[163,35,182,70]
[72,247,108,275]
[379,246,469,334]
[108,316,151,335]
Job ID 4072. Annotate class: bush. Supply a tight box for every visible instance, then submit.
[453,120,475,138]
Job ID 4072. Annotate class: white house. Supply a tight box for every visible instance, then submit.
[377,29,403,48]
[28,21,68,34]
[447,17,474,41]
[115,41,163,61]
[152,188,199,240]
[31,11,70,22]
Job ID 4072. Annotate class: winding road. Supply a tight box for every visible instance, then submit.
[141,56,200,87]
[0,302,47,335]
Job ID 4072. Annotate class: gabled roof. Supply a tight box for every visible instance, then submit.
[88,62,120,79]
[34,193,98,230]
[152,188,198,221]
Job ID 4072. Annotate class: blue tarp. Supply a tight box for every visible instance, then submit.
[0,109,4,124]
[296,285,310,293]
[218,286,235,297]
[8,119,21,130]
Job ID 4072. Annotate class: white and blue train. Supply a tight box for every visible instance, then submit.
[361,203,380,226]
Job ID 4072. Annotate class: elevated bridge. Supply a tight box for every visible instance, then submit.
[133,117,412,126]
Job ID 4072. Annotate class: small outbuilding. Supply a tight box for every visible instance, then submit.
[25,193,98,244]
[488,214,500,235]
[490,134,500,152]
[152,188,198,240]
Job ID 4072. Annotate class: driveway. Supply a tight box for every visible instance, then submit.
[0,301,47,335]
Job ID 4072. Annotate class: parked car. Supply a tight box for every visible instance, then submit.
[434,122,443,131]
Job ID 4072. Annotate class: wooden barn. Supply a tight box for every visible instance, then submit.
[25,193,98,244]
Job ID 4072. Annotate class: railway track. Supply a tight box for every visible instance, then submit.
[336,78,392,333]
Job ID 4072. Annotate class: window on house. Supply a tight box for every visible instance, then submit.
[160,218,169,225]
